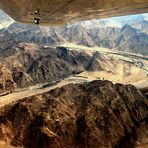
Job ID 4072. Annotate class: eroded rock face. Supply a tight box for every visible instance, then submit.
[0,64,16,93]
[140,87,148,99]
[0,80,148,148]
[0,43,112,88]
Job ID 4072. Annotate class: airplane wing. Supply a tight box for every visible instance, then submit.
[0,0,148,25]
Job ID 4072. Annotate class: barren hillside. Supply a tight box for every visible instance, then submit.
[0,80,147,148]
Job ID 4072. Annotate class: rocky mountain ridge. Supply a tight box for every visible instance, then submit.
[0,41,147,93]
[0,11,147,55]
[0,42,113,90]
[0,80,147,148]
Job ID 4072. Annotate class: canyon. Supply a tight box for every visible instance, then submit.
[0,10,147,148]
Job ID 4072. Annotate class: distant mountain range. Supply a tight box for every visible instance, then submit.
[0,9,148,55]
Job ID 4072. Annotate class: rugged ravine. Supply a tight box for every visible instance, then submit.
[0,80,147,148]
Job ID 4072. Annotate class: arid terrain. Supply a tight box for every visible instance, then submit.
[0,80,148,148]
[0,42,147,93]
[0,10,148,148]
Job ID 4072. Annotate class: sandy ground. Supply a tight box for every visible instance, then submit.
[61,42,112,53]
[76,68,148,88]
[61,43,148,88]
[0,78,86,108]
[0,66,147,108]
